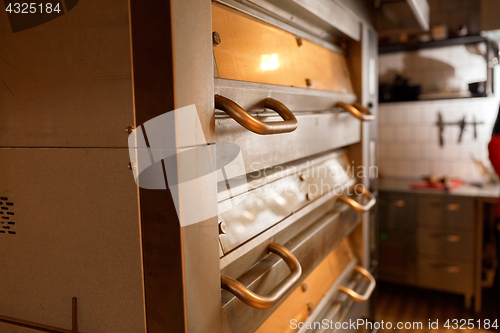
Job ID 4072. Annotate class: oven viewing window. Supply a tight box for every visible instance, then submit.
[212,4,353,93]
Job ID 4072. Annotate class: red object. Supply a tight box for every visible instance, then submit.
[488,135,500,217]
[410,179,464,190]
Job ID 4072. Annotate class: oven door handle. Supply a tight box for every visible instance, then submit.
[221,242,302,309]
[335,102,375,122]
[215,95,298,135]
[337,184,376,212]
[338,265,376,303]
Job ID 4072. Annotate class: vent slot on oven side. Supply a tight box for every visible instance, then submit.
[0,196,16,235]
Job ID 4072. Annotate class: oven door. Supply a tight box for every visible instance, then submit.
[212,3,375,174]
[217,150,377,332]
[212,3,377,333]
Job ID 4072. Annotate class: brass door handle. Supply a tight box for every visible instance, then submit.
[446,235,461,242]
[431,233,461,242]
[215,95,298,135]
[335,102,375,122]
[221,242,302,309]
[445,266,461,273]
[337,185,376,212]
[396,199,405,207]
[431,263,461,273]
[338,265,376,303]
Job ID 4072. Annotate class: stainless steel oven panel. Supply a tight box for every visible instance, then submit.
[220,191,357,276]
[213,0,361,46]
[219,176,309,254]
[331,288,366,333]
[216,113,360,174]
[219,153,354,254]
[306,274,369,333]
[215,79,356,113]
[301,158,353,201]
[215,80,359,174]
[221,204,361,333]
[314,299,364,333]
[334,302,364,333]
[217,150,349,202]
[244,0,361,41]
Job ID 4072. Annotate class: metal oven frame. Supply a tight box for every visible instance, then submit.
[0,0,378,332]
[159,0,380,331]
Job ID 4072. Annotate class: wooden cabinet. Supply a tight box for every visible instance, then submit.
[378,194,417,284]
[416,196,474,303]
[379,191,476,308]
[416,228,474,260]
[418,197,474,230]
[381,194,417,230]
[416,257,473,294]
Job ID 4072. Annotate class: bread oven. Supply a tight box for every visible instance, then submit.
[211,1,379,332]
[0,0,378,332]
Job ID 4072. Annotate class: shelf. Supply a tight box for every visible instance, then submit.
[379,95,490,104]
[419,91,473,100]
[379,35,487,54]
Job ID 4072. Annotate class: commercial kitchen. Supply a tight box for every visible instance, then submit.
[1,0,500,332]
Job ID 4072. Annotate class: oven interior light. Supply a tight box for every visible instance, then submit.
[261,54,280,70]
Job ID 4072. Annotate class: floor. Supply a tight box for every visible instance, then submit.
[374,282,500,333]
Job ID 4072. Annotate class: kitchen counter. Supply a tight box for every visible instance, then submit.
[378,177,499,313]
[379,177,500,201]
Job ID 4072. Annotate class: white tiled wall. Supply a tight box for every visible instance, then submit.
[378,71,500,181]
